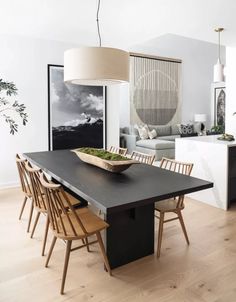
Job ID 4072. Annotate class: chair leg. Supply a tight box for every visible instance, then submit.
[27,199,34,233]
[177,210,190,245]
[19,196,27,220]
[85,237,90,252]
[60,240,72,295]
[157,212,164,258]
[45,236,57,267]
[30,212,40,238]
[96,232,112,276]
[42,215,50,256]
[81,238,90,252]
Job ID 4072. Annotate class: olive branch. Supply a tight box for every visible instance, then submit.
[0,79,28,134]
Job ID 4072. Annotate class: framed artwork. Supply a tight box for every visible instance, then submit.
[214,86,225,130]
[48,64,106,150]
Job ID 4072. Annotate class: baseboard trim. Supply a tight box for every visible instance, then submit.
[0,181,20,190]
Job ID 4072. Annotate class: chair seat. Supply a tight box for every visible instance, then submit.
[53,207,109,240]
[155,198,184,212]
[66,192,81,208]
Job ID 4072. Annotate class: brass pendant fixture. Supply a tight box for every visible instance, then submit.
[213,27,224,83]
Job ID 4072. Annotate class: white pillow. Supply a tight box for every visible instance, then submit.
[137,124,149,140]
[148,129,157,139]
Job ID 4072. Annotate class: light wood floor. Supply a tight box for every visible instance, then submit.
[1,188,236,302]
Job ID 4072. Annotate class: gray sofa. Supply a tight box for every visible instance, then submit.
[120,125,181,161]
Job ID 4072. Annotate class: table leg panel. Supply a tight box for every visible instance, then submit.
[104,203,154,269]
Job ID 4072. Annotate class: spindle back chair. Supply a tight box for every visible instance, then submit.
[109,146,128,156]
[131,151,155,165]
[16,154,33,232]
[25,162,49,256]
[155,157,194,257]
[39,172,111,294]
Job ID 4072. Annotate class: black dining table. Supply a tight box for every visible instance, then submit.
[24,150,213,269]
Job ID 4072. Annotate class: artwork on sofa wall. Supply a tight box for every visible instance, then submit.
[130,54,182,126]
[48,65,106,150]
[214,86,225,131]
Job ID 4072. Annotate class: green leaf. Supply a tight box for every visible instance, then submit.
[0,79,28,134]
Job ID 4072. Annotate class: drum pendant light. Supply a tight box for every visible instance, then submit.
[213,28,224,83]
[64,0,130,86]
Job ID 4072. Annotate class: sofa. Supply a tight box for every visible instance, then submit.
[120,125,181,161]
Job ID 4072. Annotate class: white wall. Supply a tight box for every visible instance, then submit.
[106,86,120,149]
[119,34,226,129]
[119,83,130,128]
[0,33,228,188]
[0,35,118,188]
[225,47,236,135]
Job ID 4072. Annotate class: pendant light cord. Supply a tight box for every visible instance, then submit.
[218,30,221,62]
[218,31,220,61]
[215,28,224,62]
[96,0,102,47]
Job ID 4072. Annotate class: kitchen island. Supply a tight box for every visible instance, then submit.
[176,135,236,210]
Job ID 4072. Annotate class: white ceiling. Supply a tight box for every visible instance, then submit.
[0,0,235,48]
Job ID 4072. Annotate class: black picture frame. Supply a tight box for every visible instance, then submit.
[47,64,107,151]
[214,86,226,130]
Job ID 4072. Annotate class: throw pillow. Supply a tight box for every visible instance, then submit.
[148,129,157,139]
[133,124,141,139]
[178,124,194,135]
[137,124,149,140]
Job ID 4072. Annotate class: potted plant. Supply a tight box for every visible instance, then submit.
[207,125,224,135]
[0,79,28,134]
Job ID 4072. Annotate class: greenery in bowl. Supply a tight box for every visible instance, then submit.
[78,147,129,161]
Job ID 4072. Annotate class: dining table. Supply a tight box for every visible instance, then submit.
[24,150,213,269]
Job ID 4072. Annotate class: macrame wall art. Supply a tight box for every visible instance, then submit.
[130,53,182,126]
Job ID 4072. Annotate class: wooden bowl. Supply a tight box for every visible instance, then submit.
[72,149,139,173]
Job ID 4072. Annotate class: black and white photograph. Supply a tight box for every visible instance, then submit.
[214,86,225,130]
[48,65,106,150]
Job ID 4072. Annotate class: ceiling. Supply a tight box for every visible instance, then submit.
[0,0,235,48]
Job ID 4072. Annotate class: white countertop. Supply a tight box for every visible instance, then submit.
[176,135,236,147]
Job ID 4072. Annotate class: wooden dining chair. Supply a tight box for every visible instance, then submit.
[25,162,50,256]
[16,154,34,232]
[155,157,193,257]
[39,172,111,295]
[109,146,128,156]
[26,162,83,256]
[131,151,155,165]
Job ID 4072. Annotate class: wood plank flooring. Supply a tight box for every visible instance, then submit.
[1,187,236,302]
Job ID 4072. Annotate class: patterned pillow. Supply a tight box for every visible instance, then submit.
[148,129,157,139]
[137,124,149,140]
[178,124,194,135]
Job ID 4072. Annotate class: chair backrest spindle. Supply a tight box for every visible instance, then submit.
[39,173,88,238]
[160,157,193,176]
[16,154,31,196]
[160,157,193,208]
[25,162,47,211]
[109,146,128,156]
[131,151,155,165]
